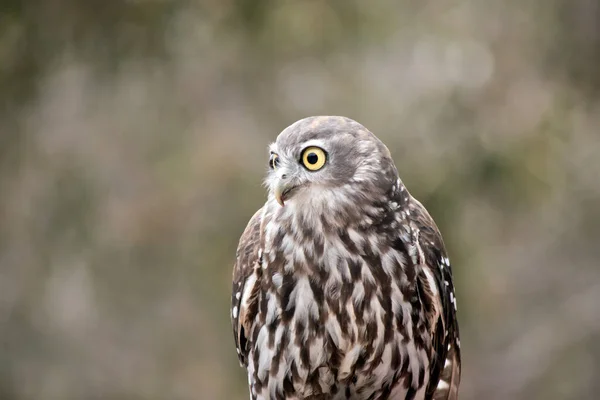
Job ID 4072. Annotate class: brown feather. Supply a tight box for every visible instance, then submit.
[231,208,264,366]
[433,343,461,400]
[409,199,462,400]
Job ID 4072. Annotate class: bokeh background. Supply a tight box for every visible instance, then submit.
[1,1,600,399]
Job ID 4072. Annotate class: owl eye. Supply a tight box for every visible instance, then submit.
[301,147,327,171]
[269,153,280,170]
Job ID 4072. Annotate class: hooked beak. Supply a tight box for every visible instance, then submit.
[274,179,288,207]
[273,177,296,207]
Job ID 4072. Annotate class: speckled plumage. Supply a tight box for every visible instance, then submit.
[231,116,460,400]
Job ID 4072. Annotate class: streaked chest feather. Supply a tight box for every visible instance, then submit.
[245,206,430,400]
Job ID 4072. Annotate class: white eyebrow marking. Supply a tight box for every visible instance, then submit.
[299,139,328,151]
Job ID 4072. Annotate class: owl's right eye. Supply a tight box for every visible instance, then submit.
[269,154,280,170]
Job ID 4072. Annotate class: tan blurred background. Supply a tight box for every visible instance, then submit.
[1,1,600,399]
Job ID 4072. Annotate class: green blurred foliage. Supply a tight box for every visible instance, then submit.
[1,1,600,399]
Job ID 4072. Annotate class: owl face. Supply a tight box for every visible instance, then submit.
[265,116,395,208]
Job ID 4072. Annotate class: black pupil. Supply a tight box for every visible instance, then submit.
[270,156,278,168]
[307,153,319,165]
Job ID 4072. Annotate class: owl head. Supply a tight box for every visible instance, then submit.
[265,116,399,212]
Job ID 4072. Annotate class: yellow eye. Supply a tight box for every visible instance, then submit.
[269,153,280,170]
[301,147,327,171]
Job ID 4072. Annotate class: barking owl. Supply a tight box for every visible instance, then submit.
[231,116,460,400]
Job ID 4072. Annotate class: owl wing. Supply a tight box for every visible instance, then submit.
[231,208,265,367]
[409,199,461,400]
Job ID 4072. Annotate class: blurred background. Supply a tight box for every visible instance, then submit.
[1,1,600,399]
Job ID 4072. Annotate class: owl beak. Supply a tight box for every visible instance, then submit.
[274,175,297,207]
[274,179,287,207]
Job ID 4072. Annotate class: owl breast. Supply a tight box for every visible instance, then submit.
[245,208,431,400]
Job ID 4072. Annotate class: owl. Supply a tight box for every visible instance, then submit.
[231,116,460,400]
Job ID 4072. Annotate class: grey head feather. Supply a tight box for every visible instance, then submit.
[265,116,401,217]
